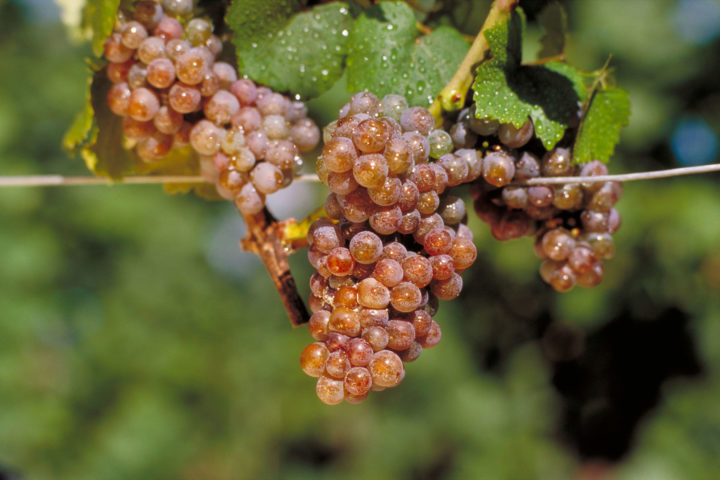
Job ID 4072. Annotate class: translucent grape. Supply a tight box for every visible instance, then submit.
[390,282,422,312]
[176,47,210,85]
[316,375,345,405]
[107,82,131,116]
[328,307,361,337]
[185,18,212,46]
[498,121,534,149]
[357,278,391,309]
[300,342,329,377]
[368,350,404,388]
[128,87,160,122]
[483,150,515,187]
[428,129,453,159]
[353,153,388,188]
[120,21,148,49]
[168,82,201,114]
[204,90,240,126]
[400,106,434,135]
[349,231,383,264]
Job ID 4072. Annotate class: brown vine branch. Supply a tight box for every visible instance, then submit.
[240,207,310,327]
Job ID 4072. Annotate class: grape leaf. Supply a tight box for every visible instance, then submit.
[537,1,567,59]
[346,2,469,107]
[229,2,351,99]
[81,0,122,57]
[573,87,630,164]
[226,0,306,51]
[472,8,586,150]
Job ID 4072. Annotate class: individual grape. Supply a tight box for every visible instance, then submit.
[290,118,321,153]
[347,338,374,367]
[168,82,201,113]
[381,93,408,120]
[189,119,222,155]
[328,308,361,337]
[449,121,478,149]
[324,194,343,220]
[368,176,402,207]
[541,228,576,261]
[418,321,442,348]
[344,367,373,396]
[468,110,499,136]
[153,16,183,41]
[211,62,237,88]
[353,153,388,188]
[176,47,210,85]
[397,209,421,235]
[147,58,176,89]
[316,375,345,405]
[127,63,148,89]
[576,261,605,287]
[104,33,134,63]
[431,273,463,300]
[438,195,466,225]
[402,131,430,163]
[165,38,190,62]
[326,247,355,277]
[483,150,515,187]
[362,326,389,351]
[327,171,359,195]
[417,191,440,215]
[568,244,598,275]
[429,164,449,194]
[107,59,134,84]
[185,18,212,45]
[527,186,554,208]
[107,82,132,116]
[514,151,541,180]
[428,129,453,159]
[368,350,404,388]
[128,87,160,122]
[349,231,383,264]
[542,147,573,176]
[308,310,330,341]
[498,120,534,149]
[502,186,528,209]
[413,213,443,244]
[334,285,359,309]
[397,180,419,212]
[133,1,162,28]
[309,221,343,254]
[408,163,436,193]
[300,342,329,377]
[348,91,381,116]
[246,130,269,158]
[553,183,583,210]
[173,121,193,147]
[262,115,290,140]
[424,228,453,256]
[581,232,615,259]
[438,153,469,187]
[325,332,351,352]
[250,162,284,194]
[231,148,256,172]
[390,282,423,312]
[368,206,402,235]
[608,208,622,234]
[162,0,194,17]
[384,137,412,174]
[136,132,173,162]
[400,106,434,135]
[381,242,408,263]
[234,181,265,215]
[120,21,148,49]
[402,255,434,288]
[357,278,391,309]
[587,182,622,212]
[322,137,357,173]
[429,254,454,281]
[204,90,240,125]
[373,258,404,288]
[386,320,415,351]
[353,119,391,153]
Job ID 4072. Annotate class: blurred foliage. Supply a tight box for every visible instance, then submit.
[1,0,720,479]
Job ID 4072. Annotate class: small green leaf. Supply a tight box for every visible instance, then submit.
[82,0,122,57]
[537,1,567,59]
[471,9,586,150]
[230,2,353,99]
[346,2,469,107]
[573,87,630,163]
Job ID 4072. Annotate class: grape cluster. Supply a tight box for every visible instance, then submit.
[452,107,621,291]
[103,0,320,214]
[300,93,478,404]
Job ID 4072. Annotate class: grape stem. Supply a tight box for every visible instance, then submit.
[240,207,310,327]
[428,0,519,122]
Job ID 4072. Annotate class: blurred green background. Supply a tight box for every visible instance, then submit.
[1,0,720,478]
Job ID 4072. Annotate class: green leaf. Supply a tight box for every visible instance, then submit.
[226,0,306,51]
[81,0,121,57]
[537,1,567,59]
[471,9,586,150]
[573,87,630,163]
[229,1,352,99]
[346,2,469,107]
